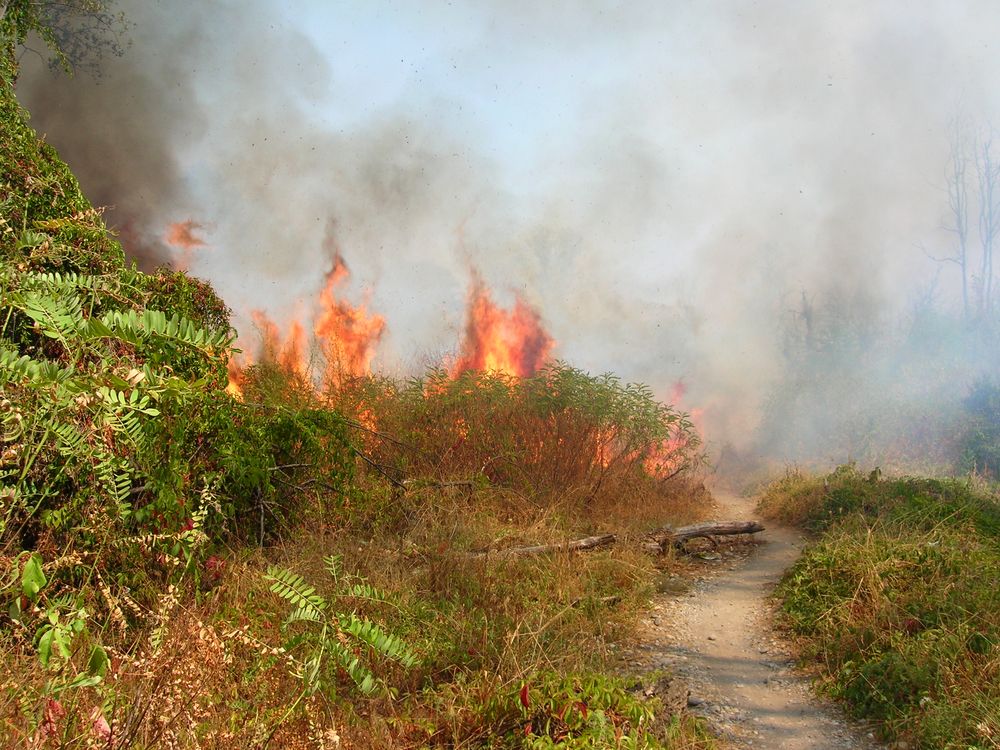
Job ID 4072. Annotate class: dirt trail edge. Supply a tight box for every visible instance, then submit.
[628,489,883,749]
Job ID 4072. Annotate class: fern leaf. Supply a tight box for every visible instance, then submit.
[325,637,378,694]
[339,613,418,667]
[265,566,328,618]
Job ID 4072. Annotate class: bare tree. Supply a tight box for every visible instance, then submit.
[976,131,1000,316]
[943,120,971,320]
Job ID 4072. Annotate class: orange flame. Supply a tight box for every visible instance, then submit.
[314,253,386,386]
[642,384,705,479]
[250,311,311,382]
[165,220,207,249]
[164,220,207,271]
[452,277,554,377]
[225,253,384,398]
[225,352,252,399]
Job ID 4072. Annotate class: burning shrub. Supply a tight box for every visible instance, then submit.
[344,362,703,504]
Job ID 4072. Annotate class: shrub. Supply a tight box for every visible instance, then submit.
[335,364,702,511]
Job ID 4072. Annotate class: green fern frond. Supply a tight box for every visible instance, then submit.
[51,422,86,455]
[342,580,390,604]
[338,613,418,667]
[8,290,83,344]
[325,637,378,694]
[322,554,341,580]
[266,566,327,618]
[97,308,233,353]
[0,348,76,385]
[285,607,325,626]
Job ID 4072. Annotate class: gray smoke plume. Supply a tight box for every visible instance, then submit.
[16,0,1000,469]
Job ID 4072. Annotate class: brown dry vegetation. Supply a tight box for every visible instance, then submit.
[0,10,723,746]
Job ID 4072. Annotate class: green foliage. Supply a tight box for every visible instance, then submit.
[6,553,109,695]
[959,378,1000,478]
[1,76,122,273]
[1,0,130,76]
[460,671,711,749]
[266,556,418,696]
[0,53,358,691]
[768,468,1000,748]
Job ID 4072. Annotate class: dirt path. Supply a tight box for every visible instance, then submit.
[627,490,883,749]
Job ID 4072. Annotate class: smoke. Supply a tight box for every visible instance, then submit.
[15,0,1000,467]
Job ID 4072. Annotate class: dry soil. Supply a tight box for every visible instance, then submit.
[625,489,885,749]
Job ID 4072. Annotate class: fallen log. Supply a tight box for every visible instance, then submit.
[467,521,764,559]
[646,520,765,551]
[467,533,617,559]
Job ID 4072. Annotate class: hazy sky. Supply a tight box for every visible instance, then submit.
[18,1,1000,445]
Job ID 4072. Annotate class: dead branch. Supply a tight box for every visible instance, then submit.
[646,521,765,551]
[467,533,617,559]
[466,521,765,559]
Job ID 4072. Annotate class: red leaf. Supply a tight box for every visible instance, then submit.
[519,682,531,709]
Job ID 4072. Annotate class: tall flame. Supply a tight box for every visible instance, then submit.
[250,311,310,382]
[452,277,554,377]
[314,253,386,386]
[226,253,384,398]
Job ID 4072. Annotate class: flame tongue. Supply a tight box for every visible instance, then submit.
[314,253,386,384]
[165,220,207,249]
[164,219,208,271]
[227,252,385,397]
[453,278,554,378]
[250,311,310,382]
[228,254,552,399]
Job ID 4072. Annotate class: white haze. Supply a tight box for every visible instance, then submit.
[15,0,1000,462]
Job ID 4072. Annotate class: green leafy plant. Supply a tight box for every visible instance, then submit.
[266,556,418,696]
[7,553,109,693]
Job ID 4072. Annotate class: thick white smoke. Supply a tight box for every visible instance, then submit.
[16,1,1000,466]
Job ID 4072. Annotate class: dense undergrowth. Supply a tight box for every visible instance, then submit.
[0,36,713,748]
[761,466,1000,749]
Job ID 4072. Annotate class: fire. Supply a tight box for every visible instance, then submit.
[165,220,207,249]
[452,277,554,377]
[164,219,207,271]
[251,311,310,382]
[642,382,705,479]
[225,353,251,399]
[225,252,384,397]
[314,253,386,386]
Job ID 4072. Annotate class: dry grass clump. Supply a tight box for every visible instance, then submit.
[756,467,831,526]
